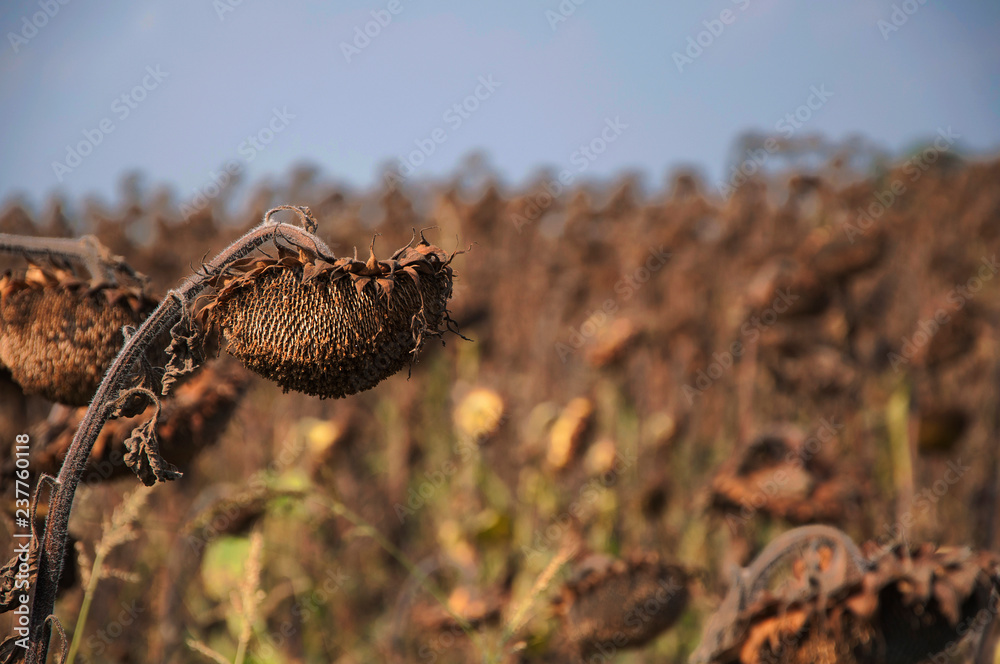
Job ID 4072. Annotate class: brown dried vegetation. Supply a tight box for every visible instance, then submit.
[1,147,999,662]
[552,552,691,658]
[695,528,1000,664]
[0,360,250,486]
[709,425,865,526]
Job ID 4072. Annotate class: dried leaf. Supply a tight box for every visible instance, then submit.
[162,302,205,396]
[376,277,395,302]
[0,536,37,614]
[106,327,160,419]
[46,615,68,664]
[0,477,52,618]
[0,636,25,664]
[353,276,371,297]
[302,259,334,283]
[932,578,961,625]
[402,266,422,290]
[121,388,182,485]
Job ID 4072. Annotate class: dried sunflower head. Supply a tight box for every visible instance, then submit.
[554,552,690,657]
[6,360,250,485]
[198,232,459,399]
[693,530,1000,664]
[708,425,862,526]
[0,265,157,406]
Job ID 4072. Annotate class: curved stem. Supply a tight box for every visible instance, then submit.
[26,219,326,663]
[0,233,143,285]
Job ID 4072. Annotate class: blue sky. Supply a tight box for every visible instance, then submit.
[0,0,997,209]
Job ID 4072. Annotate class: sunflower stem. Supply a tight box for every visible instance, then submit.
[0,233,144,285]
[25,216,327,664]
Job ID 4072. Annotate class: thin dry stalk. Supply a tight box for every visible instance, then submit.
[887,381,914,539]
[185,638,232,664]
[502,538,579,642]
[65,487,150,664]
[233,529,264,664]
[64,487,149,664]
[26,213,333,663]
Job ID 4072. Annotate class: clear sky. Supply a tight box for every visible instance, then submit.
[1,0,997,209]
